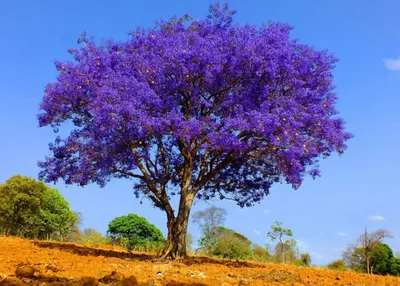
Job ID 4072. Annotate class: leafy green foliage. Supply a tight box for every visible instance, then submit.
[251,244,270,262]
[211,227,252,260]
[0,175,46,237]
[267,221,294,263]
[82,228,107,247]
[273,239,299,264]
[371,243,393,275]
[36,188,78,240]
[0,175,77,240]
[327,259,347,271]
[192,206,226,254]
[390,257,400,276]
[343,241,400,276]
[107,214,165,251]
[297,253,312,267]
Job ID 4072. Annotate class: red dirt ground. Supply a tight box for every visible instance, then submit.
[1,236,400,285]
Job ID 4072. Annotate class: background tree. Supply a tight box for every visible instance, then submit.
[64,212,83,243]
[298,252,312,267]
[267,221,293,263]
[36,187,78,240]
[107,214,165,251]
[252,244,271,262]
[390,257,400,276]
[0,175,76,240]
[192,206,227,254]
[0,175,46,237]
[370,243,393,275]
[211,227,252,260]
[359,228,392,274]
[82,228,107,247]
[327,259,347,271]
[343,229,392,274]
[186,232,193,254]
[38,2,351,259]
[273,239,299,264]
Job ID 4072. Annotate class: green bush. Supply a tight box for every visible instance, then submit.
[82,228,107,247]
[212,227,252,260]
[327,259,347,271]
[252,244,270,262]
[107,214,165,251]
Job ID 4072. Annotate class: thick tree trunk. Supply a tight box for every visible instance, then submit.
[158,193,194,260]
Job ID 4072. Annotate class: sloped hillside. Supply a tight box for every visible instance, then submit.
[0,236,399,285]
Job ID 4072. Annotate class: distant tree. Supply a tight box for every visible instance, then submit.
[359,228,392,274]
[107,214,165,251]
[0,175,76,240]
[0,175,46,237]
[186,233,193,253]
[252,244,270,262]
[64,212,83,243]
[343,244,366,272]
[82,228,107,247]
[36,187,78,240]
[370,243,393,275]
[390,257,400,276]
[192,206,227,254]
[343,229,393,274]
[212,227,252,260]
[273,239,299,264]
[327,259,347,271]
[298,252,312,267]
[267,221,293,263]
[38,2,351,260]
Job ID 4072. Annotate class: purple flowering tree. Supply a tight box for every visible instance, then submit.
[38,3,351,259]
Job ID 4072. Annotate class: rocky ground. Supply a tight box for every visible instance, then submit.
[0,236,399,285]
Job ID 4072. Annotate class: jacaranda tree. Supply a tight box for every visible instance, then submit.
[38,3,351,259]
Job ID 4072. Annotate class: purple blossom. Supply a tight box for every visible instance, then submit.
[38,3,352,209]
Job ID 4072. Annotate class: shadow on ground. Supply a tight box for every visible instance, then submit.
[33,241,263,269]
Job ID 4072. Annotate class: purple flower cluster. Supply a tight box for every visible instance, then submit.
[38,3,351,208]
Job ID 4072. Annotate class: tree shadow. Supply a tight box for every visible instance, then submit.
[33,241,264,268]
[33,241,153,261]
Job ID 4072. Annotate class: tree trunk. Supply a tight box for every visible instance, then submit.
[366,255,370,274]
[158,193,194,260]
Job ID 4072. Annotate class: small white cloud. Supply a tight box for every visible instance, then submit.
[383,57,400,71]
[254,230,261,235]
[263,209,271,214]
[336,231,347,237]
[368,215,386,222]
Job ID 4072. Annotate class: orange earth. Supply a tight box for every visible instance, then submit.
[1,236,400,285]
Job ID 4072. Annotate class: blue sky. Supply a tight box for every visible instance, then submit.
[1,0,400,265]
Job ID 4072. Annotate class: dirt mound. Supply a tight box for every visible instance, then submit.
[1,236,400,285]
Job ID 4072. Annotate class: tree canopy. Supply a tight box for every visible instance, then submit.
[107,213,164,251]
[212,226,252,260]
[0,175,77,239]
[38,2,351,259]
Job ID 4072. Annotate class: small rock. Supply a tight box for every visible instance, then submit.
[99,271,125,284]
[336,276,341,280]
[0,277,25,286]
[45,264,60,272]
[15,265,35,278]
[116,275,140,286]
[198,272,206,279]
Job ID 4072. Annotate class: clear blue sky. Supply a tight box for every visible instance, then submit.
[1,0,399,265]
